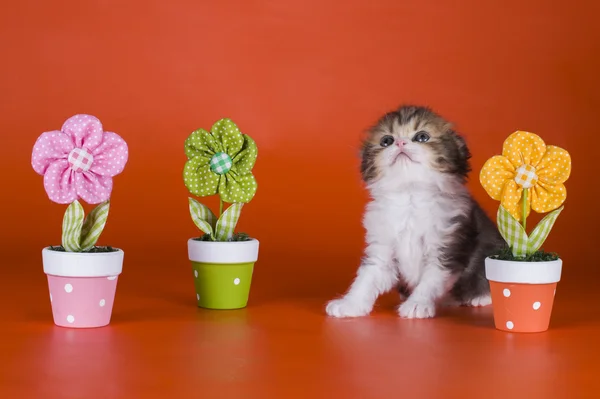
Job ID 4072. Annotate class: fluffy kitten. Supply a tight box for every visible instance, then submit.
[326,105,505,319]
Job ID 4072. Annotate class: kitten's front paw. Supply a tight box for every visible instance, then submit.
[465,294,492,307]
[326,298,371,318]
[398,300,436,319]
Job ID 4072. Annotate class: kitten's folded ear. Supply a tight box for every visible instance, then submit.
[451,130,472,161]
[447,130,472,178]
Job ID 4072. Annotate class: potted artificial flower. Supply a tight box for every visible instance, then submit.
[480,130,571,333]
[31,114,129,328]
[183,118,259,310]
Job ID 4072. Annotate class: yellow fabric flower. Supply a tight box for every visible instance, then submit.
[480,131,571,221]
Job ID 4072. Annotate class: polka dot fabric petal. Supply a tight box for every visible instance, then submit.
[32,114,128,205]
[74,173,113,204]
[43,159,77,204]
[90,132,129,177]
[183,156,220,197]
[231,134,258,176]
[535,145,572,185]
[185,129,221,160]
[500,180,529,221]
[479,155,515,200]
[183,118,258,204]
[31,131,74,175]
[530,181,567,214]
[211,118,244,158]
[220,173,258,203]
[480,130,571,218]
[501,131,546,168]
[61,114,104,151]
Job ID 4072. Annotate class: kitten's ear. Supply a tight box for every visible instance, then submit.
[448,130,472,178]
[451,130,472,161]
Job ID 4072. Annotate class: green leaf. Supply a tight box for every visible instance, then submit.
[80,201,111,251]
[189,197,216,237]
[62,200,85,252]
[497,205,529,258]
[527,206,564,254]
[214,203,243,241]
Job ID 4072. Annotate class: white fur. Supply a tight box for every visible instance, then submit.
[465,294,492,307]
[326,126,472,319]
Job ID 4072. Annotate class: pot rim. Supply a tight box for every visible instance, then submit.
[485,256,562,284]
[187,238,259,264]
[43,246,124,255]
[42,247,124,278]
[187,237,258,244]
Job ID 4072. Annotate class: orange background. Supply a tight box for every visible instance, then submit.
[1,0,597,297]
[1,1,600,396]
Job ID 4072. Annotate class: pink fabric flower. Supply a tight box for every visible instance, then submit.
[32,114,128,204]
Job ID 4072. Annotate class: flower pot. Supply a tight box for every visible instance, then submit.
[187,239,259,310]
[485,257,562,333]
[42,247,124,328]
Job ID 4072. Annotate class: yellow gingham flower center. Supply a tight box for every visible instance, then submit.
[514,164,538,189]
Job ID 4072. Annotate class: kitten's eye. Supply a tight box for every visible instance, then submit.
[380,135,395,147]
[413,131,430,143]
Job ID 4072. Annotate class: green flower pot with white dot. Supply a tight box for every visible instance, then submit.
[187,239,259,309]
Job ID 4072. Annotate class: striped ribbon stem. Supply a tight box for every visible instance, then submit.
[522,188,528,231]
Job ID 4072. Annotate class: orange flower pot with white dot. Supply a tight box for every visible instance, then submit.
[485,258,561,332]
[480,130,572,333]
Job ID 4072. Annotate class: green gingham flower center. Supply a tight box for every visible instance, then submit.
[209,152,233,175]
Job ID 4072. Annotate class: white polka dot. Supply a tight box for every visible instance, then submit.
[67,315,75,323]
[533,301,541,310]
[50,293,53,302]
[194,270,198,278]
[64,284,73,293]
[196,293,200,301]
[503,288,511,297]
[234,278,240,285]
[99,299,106,307]
[506,321,514,330]
[107,276,117,280]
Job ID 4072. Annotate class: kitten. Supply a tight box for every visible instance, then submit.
[326,105,506,319]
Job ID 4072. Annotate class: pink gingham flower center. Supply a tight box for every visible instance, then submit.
[68,147,94,173]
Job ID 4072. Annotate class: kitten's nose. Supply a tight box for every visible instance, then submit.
[396,139,408,148]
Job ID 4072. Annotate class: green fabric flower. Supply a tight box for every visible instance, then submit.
[183,118,258,203]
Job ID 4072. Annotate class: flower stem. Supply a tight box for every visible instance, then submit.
[522,188,528,231]
[219,198,224,217]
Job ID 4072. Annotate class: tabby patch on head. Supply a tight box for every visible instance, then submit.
[360,105,471,184]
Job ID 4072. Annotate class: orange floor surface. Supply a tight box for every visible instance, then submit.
[2,250,600,399]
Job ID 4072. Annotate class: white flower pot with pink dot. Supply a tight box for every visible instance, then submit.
[485,257,562,333]
[42,248,124,328]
